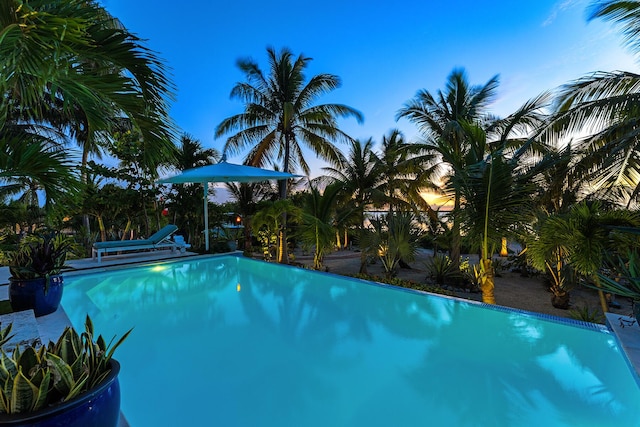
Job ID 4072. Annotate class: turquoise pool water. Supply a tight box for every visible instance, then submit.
[62,255,640,426]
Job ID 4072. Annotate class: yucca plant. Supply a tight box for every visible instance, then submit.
[0,316,131,415]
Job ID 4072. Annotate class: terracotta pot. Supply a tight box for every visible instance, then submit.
[8,275,63,317]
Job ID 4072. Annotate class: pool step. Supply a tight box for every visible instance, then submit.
[0,309,42,350]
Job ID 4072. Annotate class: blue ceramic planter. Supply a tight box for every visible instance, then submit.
[0,360,121,427]
[9,275,63,317]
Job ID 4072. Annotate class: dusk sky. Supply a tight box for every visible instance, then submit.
[103,0,637,176]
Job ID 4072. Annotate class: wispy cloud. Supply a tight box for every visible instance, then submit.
[543,0,584,27]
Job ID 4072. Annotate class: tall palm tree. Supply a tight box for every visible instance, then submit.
[397,68,499,270]
[215,46,363,263]
[452,121,541,303]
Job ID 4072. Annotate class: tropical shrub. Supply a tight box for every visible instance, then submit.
[568,304,605,324]
[351,274,455,297]
[425,254,460,285]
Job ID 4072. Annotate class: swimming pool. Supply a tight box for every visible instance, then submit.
[62,254,640,426]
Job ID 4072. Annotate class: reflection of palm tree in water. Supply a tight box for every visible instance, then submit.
[233,262,460,424]
[235,264,380,422]
[405,302,640,426]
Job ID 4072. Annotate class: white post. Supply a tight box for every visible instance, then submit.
[204,182,209,251]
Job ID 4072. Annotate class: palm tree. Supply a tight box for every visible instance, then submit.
[215,46,363,263]
[451,120,541,303]
[323,138,384,272]
[397,68,500,270]
[0,127,79,209]
[298,182,347,270]
[548,1,640,206]
[375,129,436,212]
[529,201,640,313]
[252,199,301,261]
[0,0,178,217]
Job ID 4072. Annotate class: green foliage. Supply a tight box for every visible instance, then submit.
[351,273,455,297]
[252,200,301,262]
[0,315,131,414]
[297,183,345,270]
[425,254,460,285]
[4,232,74,281]
[215,46,363,177]
[594,251,640,301]
[568,304,605,324]
[365,212,422,278]
[0,323,13,348]
[528,202,640,300]
[459,257,482,289]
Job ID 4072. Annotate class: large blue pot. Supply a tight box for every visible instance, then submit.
[0,359,121,427]
[8,275,63,317]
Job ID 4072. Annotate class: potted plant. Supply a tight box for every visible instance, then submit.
[4,232,73,317]
[0,316,131,426]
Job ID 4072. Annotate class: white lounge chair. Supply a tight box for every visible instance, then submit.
[92,225,184,263]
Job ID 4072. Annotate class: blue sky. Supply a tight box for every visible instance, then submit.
[103,0,636,175]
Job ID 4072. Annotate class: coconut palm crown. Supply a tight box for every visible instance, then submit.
[215,46,364,191]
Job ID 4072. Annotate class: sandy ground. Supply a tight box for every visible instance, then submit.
[293,247,634,322]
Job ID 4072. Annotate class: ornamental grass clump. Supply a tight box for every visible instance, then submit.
[0,316,131,414]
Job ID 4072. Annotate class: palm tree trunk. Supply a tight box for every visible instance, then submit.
[480,258,496,304]
[450,192,462,272]
[593,275,609,314]
[314,224,322,269]
[121,219,131,241]
[81,149,91,235]
[97,215,106,242]
[277,180,289,264]
[244,217,253,253]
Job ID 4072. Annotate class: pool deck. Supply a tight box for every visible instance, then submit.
[606,312,640,378]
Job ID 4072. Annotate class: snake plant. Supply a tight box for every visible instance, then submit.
[0,316,131,414]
